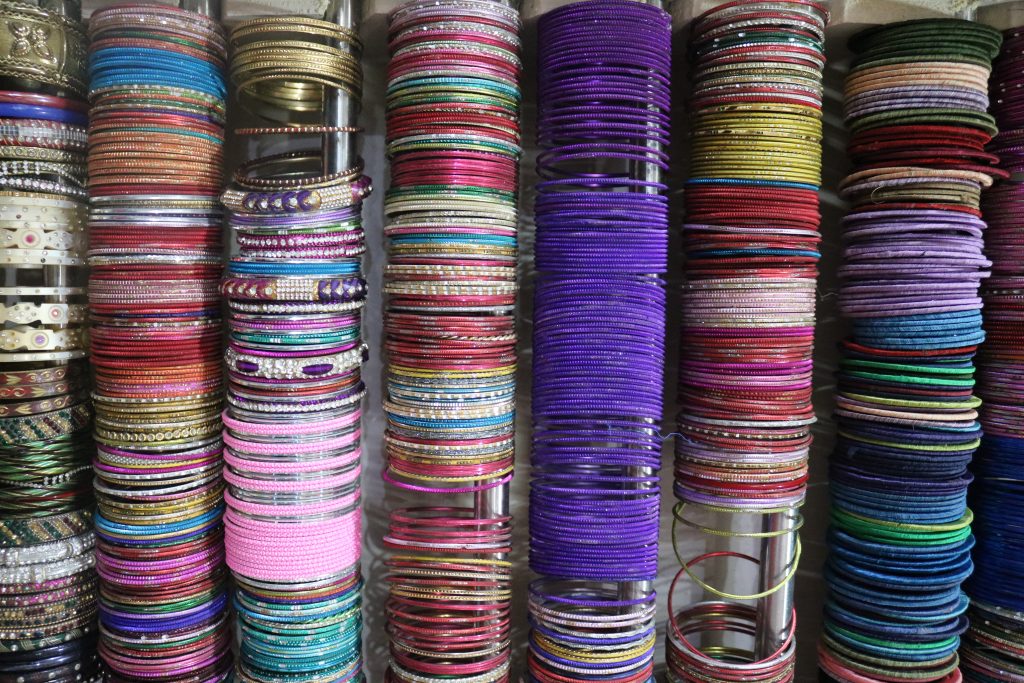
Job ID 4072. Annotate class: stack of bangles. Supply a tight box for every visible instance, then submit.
[959,26,1024,683]
[819,19,1003,683]
[529,2,670,682]
[86,6,233,682]
[668,2,827,680]
[0,2,97,681]
[381,1,521,680]
[223,16,369,683]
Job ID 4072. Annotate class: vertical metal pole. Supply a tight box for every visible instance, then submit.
[756,511,798,656]
[620,0,664,608]
[39,0,80,22]
[179,0,221,19]
[323,0,361,174]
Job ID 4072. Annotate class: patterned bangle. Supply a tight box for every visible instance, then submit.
[0,327,84,352]
[0,145,84,163]
[225,343,368,380]
[221,276,366,302]
[0,402,91,446]
[1,228,81,250]
[0,194,85,226]
[0,1,87,98]
[0,532,94,567]
[221,177,372,214]
[0,509,91,545]
[0,303,85,325]
[0,249,84,266]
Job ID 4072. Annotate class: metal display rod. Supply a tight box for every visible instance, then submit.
[179,0,220,19]
[324,0,360,174]
[756,511,798,657]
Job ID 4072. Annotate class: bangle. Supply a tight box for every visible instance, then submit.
[0,146,84,164]
[221,176,372,213]
[0,532,93,567]
[0,249,83,266]
[0,303,85,325]
[0,160,85,184]
[0,286,84,298]
[0,402,91,445]
[1,228,81,251]
[0,327,84,352]
[0,363,83,387]
[225,343,367,380]
[0,1,87,98]
[0,177,86,200]
[0,350,85,363]
[0,554,94,586]
[0,509,91,546]
[221,276,366,302]
[0,119,87,148]
[232,151,363,189]
[235,125,360,136]
[0,195,86,227]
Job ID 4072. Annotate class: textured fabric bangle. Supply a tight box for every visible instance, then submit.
[958,25,1024,683]
[819,18,1002,683]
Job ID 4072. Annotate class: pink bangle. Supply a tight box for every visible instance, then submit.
[224,449,358,474]
[224,490,358,518]
[223,430,359,455]
[222,407,360,435]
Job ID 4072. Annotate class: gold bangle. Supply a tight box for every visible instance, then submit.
[230,16,361,53]
[0,146,84,163]
[0,1,86,98]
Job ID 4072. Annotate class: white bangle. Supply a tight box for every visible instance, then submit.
[0,532,94,568]
[0,227,82,250]
[0,326,85,351]
[0,302,85,325]
[0,249,84,267]
[0,552,95,585]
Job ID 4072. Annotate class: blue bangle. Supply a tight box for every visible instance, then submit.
[0,102,87,126]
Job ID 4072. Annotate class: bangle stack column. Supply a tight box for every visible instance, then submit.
[668,2,828,679]
[528,2,670,681]
[960,26,1024,683]
[381,1,521,681]
[0,1,96,680]
[86,5,233,681]
[819,19,1002,683]
[222,7,370,682]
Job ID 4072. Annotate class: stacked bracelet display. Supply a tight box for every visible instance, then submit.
[0,2,97,681]
[222,15,370,683]
[86,5,233,682]
[529,2,670,682]
[381,2,521,681]
[959,25,1024,683]
[820,19,1003,683]
[668,2,828,679]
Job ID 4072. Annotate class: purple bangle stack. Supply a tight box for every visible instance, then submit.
[959,26,1024,683]
[530,2,670,682]
[820,19,1003,683]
